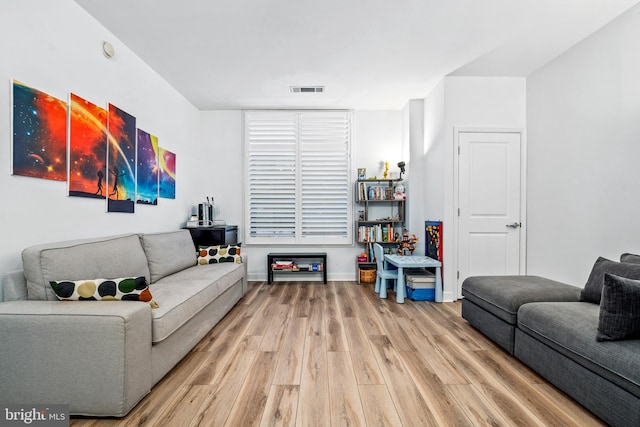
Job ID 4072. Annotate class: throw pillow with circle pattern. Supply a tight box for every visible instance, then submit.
[198,243,242,264]
[49,276,159,308]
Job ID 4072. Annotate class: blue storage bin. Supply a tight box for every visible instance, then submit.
[406,286,435,301]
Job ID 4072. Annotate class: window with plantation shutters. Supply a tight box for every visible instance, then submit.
[245,111,352,245]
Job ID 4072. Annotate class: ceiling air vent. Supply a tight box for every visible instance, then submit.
[290,86,325,93]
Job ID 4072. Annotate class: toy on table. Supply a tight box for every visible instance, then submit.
[396,227,418,255]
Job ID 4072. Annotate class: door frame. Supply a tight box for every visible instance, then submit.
[453,127,528,299]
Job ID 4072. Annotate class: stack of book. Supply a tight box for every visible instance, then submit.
[271,260,294,270]
[357,224,396,242]
[358,182,395,201]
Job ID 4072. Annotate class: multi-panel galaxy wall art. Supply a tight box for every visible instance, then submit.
[137,129,159,205]
[11,79,177,213]
[68,93,107,199]
[107,104,136,213]
[12,80,67,181]
[159,147,176,200]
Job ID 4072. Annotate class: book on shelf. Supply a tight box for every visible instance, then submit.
[272,260,294,270]
[357,224,396,242]
[358,182,395,201]
[358,182,366,201]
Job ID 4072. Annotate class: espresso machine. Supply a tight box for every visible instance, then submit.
[197,197,214,226]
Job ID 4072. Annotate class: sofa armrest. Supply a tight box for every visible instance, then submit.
[1,270,28,301]
[0,301,152,417]
[242,253,248,294]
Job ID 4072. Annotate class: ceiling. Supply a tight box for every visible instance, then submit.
[75,0,639,110]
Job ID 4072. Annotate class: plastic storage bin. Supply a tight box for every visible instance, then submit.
[405,270,435,301]
[406,286,435,301]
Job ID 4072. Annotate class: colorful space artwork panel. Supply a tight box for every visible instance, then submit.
[159,147,176,199]
[12,78,176,215]
[12,80,67,181]
[68,93,108,199]
[136,129,159,205]
[107,104,137,213]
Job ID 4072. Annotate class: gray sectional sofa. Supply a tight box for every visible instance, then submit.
[0,230,247,417]
[462,255,640,427]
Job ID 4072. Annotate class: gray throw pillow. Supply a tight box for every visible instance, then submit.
[139,230,197,283]
[580,257,640,304]
[620,253,640,264]
[596,273,640,341]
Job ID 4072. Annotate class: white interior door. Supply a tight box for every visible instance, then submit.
[457,131,524,292]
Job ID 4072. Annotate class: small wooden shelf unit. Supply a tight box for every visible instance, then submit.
[268,252,327,284]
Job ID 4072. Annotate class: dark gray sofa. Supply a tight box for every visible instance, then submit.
[462,260,640,427]
[461,275,580,354]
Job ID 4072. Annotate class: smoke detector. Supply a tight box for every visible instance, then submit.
[102,41,115,58]
[290,86,325,93]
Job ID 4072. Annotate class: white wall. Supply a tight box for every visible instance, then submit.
[527,4,640,286]
[354,110,405,179]
[0,1,202,288]
[198,109,404,281]
[403,99,426,255]
[198,111,244,230]
[420,76,526,300]
[422,81,446,223]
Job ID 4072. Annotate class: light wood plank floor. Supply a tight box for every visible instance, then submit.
[71,281,605,426]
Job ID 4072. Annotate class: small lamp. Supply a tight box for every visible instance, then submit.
[397,161,406,180]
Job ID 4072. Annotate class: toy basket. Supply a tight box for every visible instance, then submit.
[359,266,376,283]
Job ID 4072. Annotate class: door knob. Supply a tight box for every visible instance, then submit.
[506,222,521,228]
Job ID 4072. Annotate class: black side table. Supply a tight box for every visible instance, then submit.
[184,225,238,250]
